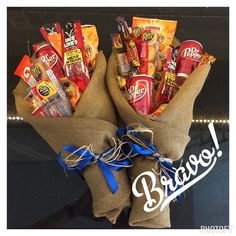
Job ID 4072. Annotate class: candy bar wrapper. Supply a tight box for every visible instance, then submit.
[13,51,131,224]
[106,38,212,228]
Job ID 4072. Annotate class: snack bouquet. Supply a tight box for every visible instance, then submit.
[13,21,131,223]
[106,16,216,228]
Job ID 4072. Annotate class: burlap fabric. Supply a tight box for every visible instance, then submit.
[106,43,211,228]
[13,51,131,224]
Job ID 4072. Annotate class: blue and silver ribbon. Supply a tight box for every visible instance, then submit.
[57,139,132,194]
[116,124,184,201]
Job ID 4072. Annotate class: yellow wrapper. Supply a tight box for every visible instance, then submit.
[82,25,99,75]
[132,16,177,61]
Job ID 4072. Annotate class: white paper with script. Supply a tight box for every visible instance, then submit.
[132,122,222,212]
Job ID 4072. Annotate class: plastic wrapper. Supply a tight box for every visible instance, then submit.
[111,33,130,78]
[40,22,63,57]
[116,16,140,69]
[61,21,90,98]
[81,25,99,76]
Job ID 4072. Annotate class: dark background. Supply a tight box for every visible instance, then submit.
[7,7,229,229]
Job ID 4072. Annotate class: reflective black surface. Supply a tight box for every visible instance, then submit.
[7,7,229,229]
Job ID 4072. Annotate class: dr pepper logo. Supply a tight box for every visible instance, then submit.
[40,50,58,68]
[181,47,201,60]
[128,81,147,103]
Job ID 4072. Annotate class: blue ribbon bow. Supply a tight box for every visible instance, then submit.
[57,145,131,194]
[116,126,184,201]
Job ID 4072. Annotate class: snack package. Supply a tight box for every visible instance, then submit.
[200,51,216,65]
[33,42,80,108]
[31,80,72,117]
[32,58,72,115]
[40,23,62,57]
[33,42,65,79]
[25,89,44,112]
[61,21,90,97]
[139,27,159,78]
[14,55,73,116]
[111,33,130,77]
[153,46,178,115]
[133,16,177,80]
[116,16,140,69]
[58,77,81,109]
[132,26,143,55]
[132,16,177,61]
[14,55,39,87]
[81,25,99,76]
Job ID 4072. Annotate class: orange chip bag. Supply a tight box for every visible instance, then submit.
[132,16,177,61]
[81,25,99,75]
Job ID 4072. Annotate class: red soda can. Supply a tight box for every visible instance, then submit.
[34,43,65,79]
[176,40,203,87]
[127,75,155,115]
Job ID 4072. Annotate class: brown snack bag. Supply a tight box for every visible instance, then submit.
[13,51,131,224]
[106,39,212,228]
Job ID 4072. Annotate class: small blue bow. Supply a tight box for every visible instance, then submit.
[116,126,184,201]
[57,145,132,194]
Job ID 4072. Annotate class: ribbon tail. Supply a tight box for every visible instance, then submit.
[98,160,119,194]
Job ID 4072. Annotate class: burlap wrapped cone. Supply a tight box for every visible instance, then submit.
[13,51,131,224]
[106,46,211,228]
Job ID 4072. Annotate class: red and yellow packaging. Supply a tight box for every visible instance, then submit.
[61,21,90,103]
[132,26,143,55]
[139,28,159,77]
[81,25,99,75]
[199,51,216,65]
[153,46,178,115]
[14,55,40,87]
[40,23,62,57]
[132,16,177,61]
[116,16,140,68]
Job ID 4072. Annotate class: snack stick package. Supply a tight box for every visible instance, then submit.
[40,22,63,57]
[81,25,99,76]
[132,16,177,62]
[62,21,90,96]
